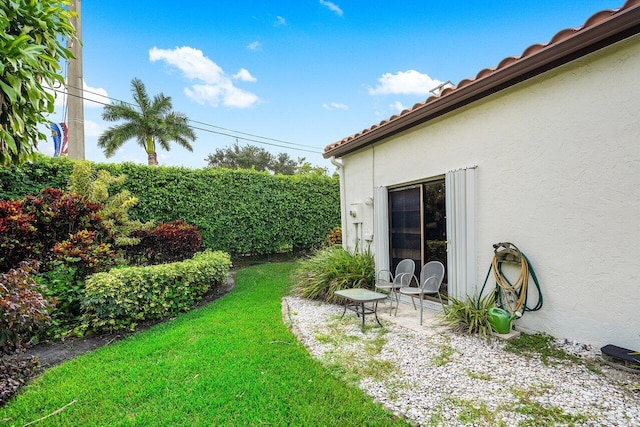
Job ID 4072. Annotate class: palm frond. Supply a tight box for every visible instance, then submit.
[131,78,150,112]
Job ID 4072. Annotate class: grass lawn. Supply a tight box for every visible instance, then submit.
[0,263,409,426]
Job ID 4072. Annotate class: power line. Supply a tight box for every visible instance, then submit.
[58,84,324,153]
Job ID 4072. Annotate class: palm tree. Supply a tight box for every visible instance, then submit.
[98,78,196,165]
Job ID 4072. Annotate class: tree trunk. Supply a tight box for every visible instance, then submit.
[147,151,158,166]
[145,135,158,166]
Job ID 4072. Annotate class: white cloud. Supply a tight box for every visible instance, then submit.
[274,16,286,26]
[247,41,261,51]
[83,82,109,108]
[84,120,103,137]
[233,68,257,83]
[320,0,343,16]
[322,102,349,111]
[149,46,224,84]
[390,101,406,113]
[368,70,442,96]
[149,46,260,108]
[222,85,261,108]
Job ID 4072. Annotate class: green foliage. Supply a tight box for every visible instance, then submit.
[34,263,85,337]
[112,165,339,255]
[0,157,340,256]
[206,142,328,175]
[442,293,495,338]
[81,250,232,332]
[68,160,153,248]
[292,246,375,303]
[0,261,51,354]
[98,78,196,165]
[0,155,73,200]
[0,1,75,166]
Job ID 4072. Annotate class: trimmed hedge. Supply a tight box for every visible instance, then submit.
[0,156,340,256]
[81,250,232,332]
[0,155,72,200]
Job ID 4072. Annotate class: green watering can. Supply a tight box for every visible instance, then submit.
[487,307,521,334]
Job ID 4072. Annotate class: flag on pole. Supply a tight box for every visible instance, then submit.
[60,122,69,156]
[50,123,69,157]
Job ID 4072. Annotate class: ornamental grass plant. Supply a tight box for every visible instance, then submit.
[291,246,375,304]
[442,292,496,338]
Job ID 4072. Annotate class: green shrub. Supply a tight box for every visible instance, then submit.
[291,246,375,304]
[0,261,52,354]
[34,263,86,337]
[81,250,232,332]
[68,160,154,249]
[441,293,495,338]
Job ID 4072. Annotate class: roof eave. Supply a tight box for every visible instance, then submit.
[323,3,640,159]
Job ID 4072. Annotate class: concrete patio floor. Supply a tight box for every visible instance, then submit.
[373,297,448,335]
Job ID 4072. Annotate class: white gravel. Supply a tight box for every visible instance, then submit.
[283,296,640,426]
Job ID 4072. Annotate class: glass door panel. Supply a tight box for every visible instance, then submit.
[389,186,422,275]
[423,179,447,297]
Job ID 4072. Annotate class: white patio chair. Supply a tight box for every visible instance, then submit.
[398,261,445,325]
[375,259,416,314]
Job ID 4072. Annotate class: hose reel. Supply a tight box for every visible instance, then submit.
[478,242,543,316]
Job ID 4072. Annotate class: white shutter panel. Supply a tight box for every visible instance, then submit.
[445,167,477,298]
[373,186,390,275]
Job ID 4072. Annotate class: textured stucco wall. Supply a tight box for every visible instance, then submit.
[340,34,640,349]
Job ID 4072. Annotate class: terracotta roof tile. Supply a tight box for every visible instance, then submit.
[324,0,640,157]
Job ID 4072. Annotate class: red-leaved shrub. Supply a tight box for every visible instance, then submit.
[22,188,106,259]
[0,188,111,272]
[0,200,40,272]
[0,355,39,406]
[0,261,51,355]
[127,220,202,265]
[53,230,115,277]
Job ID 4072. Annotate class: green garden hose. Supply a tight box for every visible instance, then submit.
[477,242,543,315]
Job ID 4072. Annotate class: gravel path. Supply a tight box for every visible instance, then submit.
[283,296,640,426]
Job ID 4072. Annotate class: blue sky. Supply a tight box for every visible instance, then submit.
[42,0,623,170]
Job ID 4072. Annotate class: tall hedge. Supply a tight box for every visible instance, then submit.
[0,156,340,255]
[0,155,72,200]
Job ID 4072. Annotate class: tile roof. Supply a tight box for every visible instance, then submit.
[324,0,640,158]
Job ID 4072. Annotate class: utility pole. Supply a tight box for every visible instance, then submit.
[67,0,85,159]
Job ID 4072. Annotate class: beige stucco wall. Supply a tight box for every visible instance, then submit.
[339,34,640,350]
